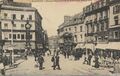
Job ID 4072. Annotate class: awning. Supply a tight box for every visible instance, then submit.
[106,42,120,50]
[75,43,85,49]
[95,44,108,49]
[85,43,94,50]
[3,42,35,50]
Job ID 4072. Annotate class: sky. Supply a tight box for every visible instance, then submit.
[14,0,95,37]
[32,1,93,37]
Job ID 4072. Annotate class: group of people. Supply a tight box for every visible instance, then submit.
[83,54,100,68]
[0,53,12,76]
[33,50,61,70]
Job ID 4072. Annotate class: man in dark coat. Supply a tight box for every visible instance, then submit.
[94,56,99,68]
[88,54,92,65]
[53,54,61,70]
[2,54,8,69]
[37,55,44,70]
[33,51,38,61]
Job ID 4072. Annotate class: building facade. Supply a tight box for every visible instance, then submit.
[0,0,44,53]
[48,36,58,50]
[58,0,120,59]
[57,12,85,55]
[107,0,120,58]
[83,0,110,55]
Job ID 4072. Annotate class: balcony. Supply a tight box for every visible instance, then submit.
[99,17,104,22]
[94,18,97,23]
[104,16,109,20]
[86,32,94,36]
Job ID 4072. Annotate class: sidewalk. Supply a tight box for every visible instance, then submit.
[5,55,113,76]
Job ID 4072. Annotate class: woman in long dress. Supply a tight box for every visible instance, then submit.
[113,56,120,73]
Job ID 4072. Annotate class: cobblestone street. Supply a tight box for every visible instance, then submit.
[4,55,113,76]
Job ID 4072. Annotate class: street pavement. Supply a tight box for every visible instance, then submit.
[4,55,115,76]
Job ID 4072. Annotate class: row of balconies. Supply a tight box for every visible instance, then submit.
[86,29,108,36]
[84,0,109,14]
[86,16,108,25]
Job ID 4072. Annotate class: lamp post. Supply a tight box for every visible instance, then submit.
[25,19,32,55]
[11,20,14,64]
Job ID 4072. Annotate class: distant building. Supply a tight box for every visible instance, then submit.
[48,36,58,50]
[0,0,45,53]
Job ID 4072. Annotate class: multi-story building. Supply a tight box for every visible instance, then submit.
[0,0,44,53]
[57,12,85,55]
[107,0,120,58]
[83,0,110,55]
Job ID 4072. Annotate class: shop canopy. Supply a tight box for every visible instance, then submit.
[85,43,94,50]
[75,43,85,49]
[106,42,120,50]
[95,44,108,49]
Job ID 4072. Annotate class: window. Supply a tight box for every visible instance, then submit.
[4,13,7,19]
[29,15,32,20]
[69,28,71,31]
[80,35,82,39]
[17,34,20,39]
[113,5,120,14]
[115,31,119,39]
[74,35,77,42]
[75,27,77,32]
[114,16,119,25]
[21,34,24,40]
[80,26,82,32]
[100,12,103,18]
[30,34,32,39]
[0,22,1,29]
[9,34,11,39]
[66,28,67,31]
[21,15,24,20]
[13,24,16,28]
[13,34,16,40]
[4,23,8,29]
[21,24,24,28]
[12,14,16,20]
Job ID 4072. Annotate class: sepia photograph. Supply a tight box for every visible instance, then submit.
[0,0,120,76]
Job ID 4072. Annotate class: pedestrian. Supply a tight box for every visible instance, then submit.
[113,56,120,73]
[0,61,5,76]
[9,53,12,67]
[53,54,61,70]
[51,55,55,67]
[37,55,44,70]
[83,56,88,64]
[2,54,8,69]
[33,51,38,61]
[94,56,100,68]
[24,49,28,60]
[88,54,92,65]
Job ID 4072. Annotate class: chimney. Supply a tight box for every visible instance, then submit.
[64,16,71,22]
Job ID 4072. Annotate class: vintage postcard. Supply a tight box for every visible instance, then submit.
[0,0,120,76]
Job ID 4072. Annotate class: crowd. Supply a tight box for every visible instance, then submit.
[33,49,61,70]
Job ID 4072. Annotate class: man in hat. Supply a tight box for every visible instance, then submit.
[53,53,61,70]
[37,55,44,70]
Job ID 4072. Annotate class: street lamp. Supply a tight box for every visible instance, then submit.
[25,19,32,54]
[11,20,14,65]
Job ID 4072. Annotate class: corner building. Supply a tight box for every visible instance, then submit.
[0,0,44,53]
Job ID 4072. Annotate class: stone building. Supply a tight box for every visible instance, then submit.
[0,0,45,53]
[83,0,110,55]
[48,36,58,50]
[57,12,85,55]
